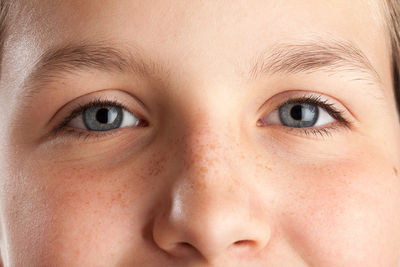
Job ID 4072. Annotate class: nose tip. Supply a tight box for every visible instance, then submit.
[152,188,271,262]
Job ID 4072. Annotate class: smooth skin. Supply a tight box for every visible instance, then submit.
[0,0,400,266]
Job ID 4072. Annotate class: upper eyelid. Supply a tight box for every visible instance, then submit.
[71,100,130,119]
[284,96,350,124]
[65,94,344,126]
[54,91,350,133]
[274,95,339,115]
[42,87,152,128]
[259,94,352,128]
[262,91,348,115]
[54,99,140,133]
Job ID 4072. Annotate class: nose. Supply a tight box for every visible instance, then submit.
[152,129,271,263]
[152,186,271,262]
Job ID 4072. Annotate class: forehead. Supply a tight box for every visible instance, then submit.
[6,0,391,92]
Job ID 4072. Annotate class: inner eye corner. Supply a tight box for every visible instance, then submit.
[139,119,150,127]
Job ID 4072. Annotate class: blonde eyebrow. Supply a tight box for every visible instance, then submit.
[31,42,162,77]
[21,41,168,99]
[247,39,381,85]
[22,38,381,101]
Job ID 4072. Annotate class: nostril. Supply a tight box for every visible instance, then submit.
[169,242,199,258]
[233,240,255,246]
[177,242,193,248]
[229,240,259,255]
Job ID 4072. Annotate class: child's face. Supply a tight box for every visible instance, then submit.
[1,0,400,266]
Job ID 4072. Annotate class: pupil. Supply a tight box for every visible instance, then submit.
[290,105,303,120]
[96,108,109,124]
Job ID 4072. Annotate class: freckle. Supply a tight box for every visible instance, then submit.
[74,248,80,256]
[394,167,398,176]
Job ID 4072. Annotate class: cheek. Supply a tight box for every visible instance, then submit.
[0,155,163,266]
[279,151,400,266]
[0,170,52,266]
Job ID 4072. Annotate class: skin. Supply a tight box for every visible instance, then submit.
[0,0,400,266]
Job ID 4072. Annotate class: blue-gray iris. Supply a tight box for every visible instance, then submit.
[279,103,318,128]
[83,106,123,131]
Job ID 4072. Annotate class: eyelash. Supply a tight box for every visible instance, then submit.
[52,98,147,141]
[258,94,351,138]
[51,94,351,141]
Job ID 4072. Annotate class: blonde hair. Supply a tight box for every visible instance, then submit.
[386,0,400,114]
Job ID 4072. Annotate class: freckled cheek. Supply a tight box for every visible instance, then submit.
[41,198,142,264]
[3,158,161,265]
[280,158,400,265]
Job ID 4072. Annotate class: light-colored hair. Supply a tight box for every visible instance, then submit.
[0,0,9,74]
[386,0,400,114]
[0,1,399,115]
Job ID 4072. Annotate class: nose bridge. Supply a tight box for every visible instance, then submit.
[168,96,245,207]
[176,122,244,216]
[181,121,236,179]
[175,128,246,220]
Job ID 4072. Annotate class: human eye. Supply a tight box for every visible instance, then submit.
[257,94,352,138]
[52,98,148,140]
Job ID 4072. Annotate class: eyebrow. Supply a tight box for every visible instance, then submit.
[22,41,168,99]
[22,38,381,99]
[247,38,381,85]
